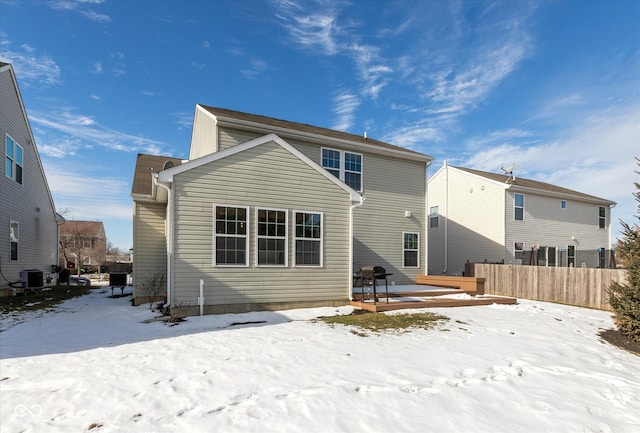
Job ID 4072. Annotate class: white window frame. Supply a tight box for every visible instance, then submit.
[403,232,420,268]
[255,207,288,267]
[567,244,576,267]
[321,147,363,192]
[9,220,18,261]
[561,200,567,210]
[598,206,606,229]
[429,206,439,228]
[514,193,525,221]
[5,134,23,185]
[213,204,250,267]
[293,211,323,267]
[514,241,525,264]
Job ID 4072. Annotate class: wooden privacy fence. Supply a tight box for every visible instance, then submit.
[465,263,628,311]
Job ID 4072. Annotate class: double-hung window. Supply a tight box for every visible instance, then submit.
[321,148,362,191]
[9,221,18,261]
[403,232,419,268]
[256,208,287,266]
[5,135,23,185]
[429,206,439,228]
[294,211,322,266]
[514,193,524,221]
[567,245,576,267]
[598,206,606,229]
[214,205,249,266]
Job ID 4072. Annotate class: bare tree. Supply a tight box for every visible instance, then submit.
[59,220,107,276]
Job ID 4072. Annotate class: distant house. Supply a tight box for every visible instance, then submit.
[0,62,62,293]
[427,163,617,275]
[59,220,107,272]
[131,105,433,316]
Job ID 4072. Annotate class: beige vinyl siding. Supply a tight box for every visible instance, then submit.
[170,140,351,307]
[428,166,505,276]
[214,125,427,284]
[279,137,426,284]
[505,192,611,267]
[132,202,167,298]
[426,169,446,275]
[448,169,505,274]
[0,67,58,289]
[218,127,261,151]
[188,107,218,160]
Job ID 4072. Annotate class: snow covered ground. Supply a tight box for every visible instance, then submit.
[1,286,639,433]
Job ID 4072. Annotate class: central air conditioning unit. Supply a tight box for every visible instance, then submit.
[20,269,44,289]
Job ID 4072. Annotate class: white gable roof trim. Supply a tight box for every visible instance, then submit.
[157,133,362,202]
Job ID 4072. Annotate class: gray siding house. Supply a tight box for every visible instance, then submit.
[132,105,433,316]
[0,62,61,294]
[427,163,617,276]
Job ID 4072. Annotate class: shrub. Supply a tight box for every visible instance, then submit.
[608,157,640,343]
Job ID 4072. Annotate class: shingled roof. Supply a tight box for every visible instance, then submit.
[131,153,184,196]
[199,105,432,161]
[453,166,615,205]
[59,220,105,238]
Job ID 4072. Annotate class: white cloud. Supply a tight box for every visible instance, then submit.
[331,90,359,131]
[48,0,111,23]
[0,42,62,86]
[460,104,640,241]
[275,2,342,55]
[29,107,164,157]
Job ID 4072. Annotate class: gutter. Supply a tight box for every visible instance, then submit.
[153,174,173,308]
[424,159,433,274]
[443,161,448,274]
[348,195,365,300]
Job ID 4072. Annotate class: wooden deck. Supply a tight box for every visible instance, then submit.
[350,276,517,312]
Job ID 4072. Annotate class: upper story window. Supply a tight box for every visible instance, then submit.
[5,135,23,185]
[514,193,524,221]
[256,208,287,266]
[214,205,249,266]
[429,206,439,228]
[9,221,18,261]
[294,211,322,267]
[561,200,567,210]
[598,206,606,229]
[321,148,362,191]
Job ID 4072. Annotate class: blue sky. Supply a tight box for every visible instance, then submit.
[1,0,638,251]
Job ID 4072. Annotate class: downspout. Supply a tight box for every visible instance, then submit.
[443,161,448,274]
[153,174,172,308]
[348,195,365,300]
[424,159,433,274]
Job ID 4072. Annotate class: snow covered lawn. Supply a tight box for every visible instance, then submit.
[1,286,639,432]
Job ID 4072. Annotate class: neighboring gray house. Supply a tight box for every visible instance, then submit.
[0,62,61,293]
[427,163,617,276]
[132,105,433,315]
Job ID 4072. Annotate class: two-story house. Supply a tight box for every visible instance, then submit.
[0,62,62,293]
[131,105,433,316]
[427,163,617,276]
[59,220,107,273]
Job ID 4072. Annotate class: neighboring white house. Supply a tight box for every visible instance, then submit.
[131,105,433,316]
[0,62,62,293]
[427,163,617,276]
